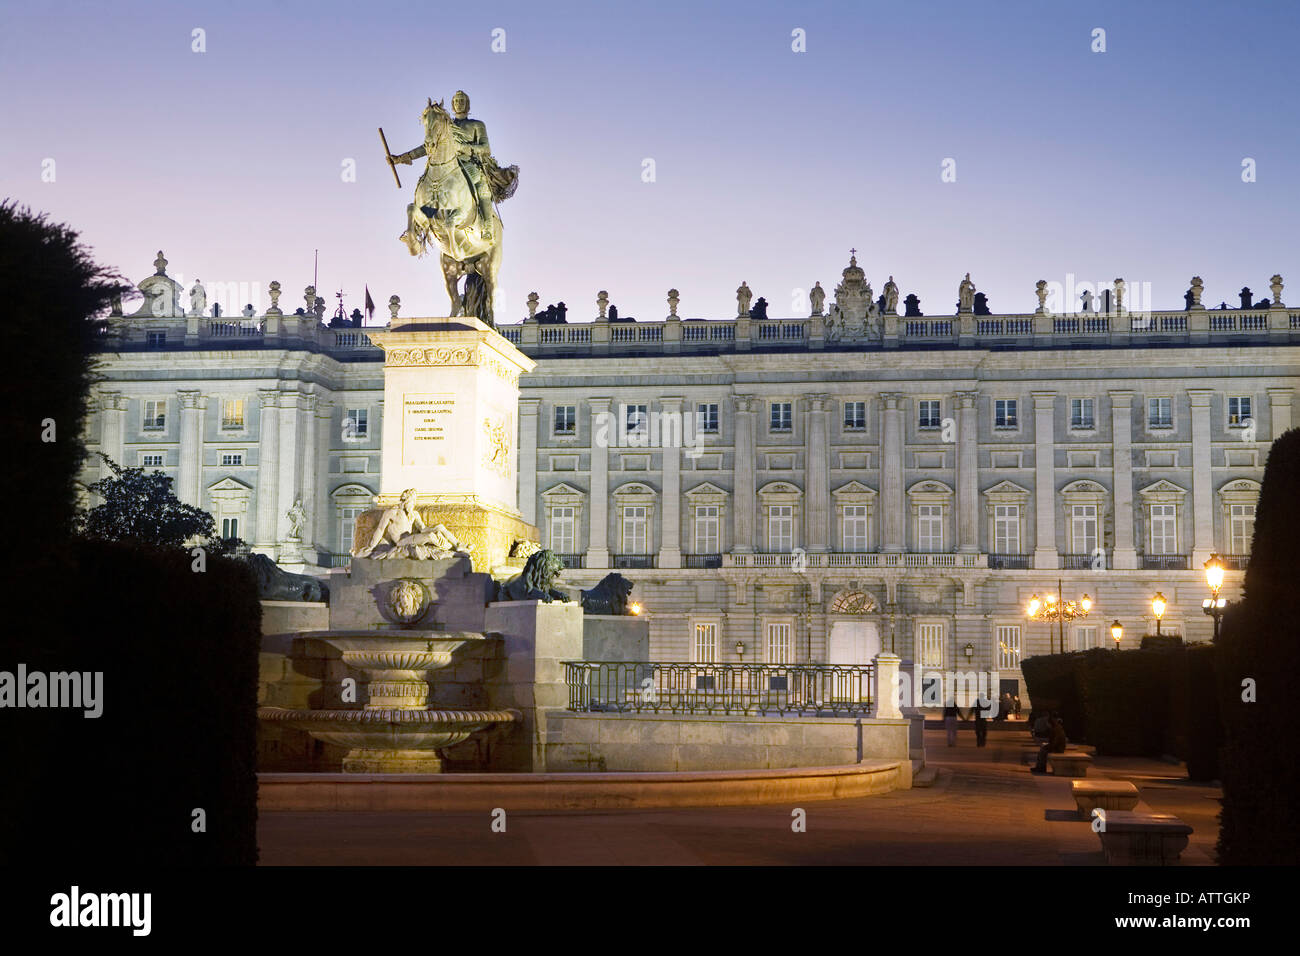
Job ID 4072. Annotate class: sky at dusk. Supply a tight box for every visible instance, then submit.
[3,0,1299,322]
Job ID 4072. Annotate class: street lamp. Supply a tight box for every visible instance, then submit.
[1026,579,1093,654]
[1151,592,1167,637]
[1202,553,1227,639]
[963,642,975,662]
[1110,620,1123,650]
[734,640,745,658]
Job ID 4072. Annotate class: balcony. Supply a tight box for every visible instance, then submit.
[1221,554,1250,570]
[613,554,657,569]
[554,553,585,570]
[685,554,723,569]
[1142,554,1189,571]
[724,551,985,569]
[1061,553,1107,570]
[988,553,1030,570]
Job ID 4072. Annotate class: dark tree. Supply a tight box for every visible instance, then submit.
[78,455,241,553]
[1216,427,1300,864]
[0,201,126,571]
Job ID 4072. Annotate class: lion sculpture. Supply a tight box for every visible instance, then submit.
[495,549,570,603]
[244,553,330,602]
[580,573,635,616]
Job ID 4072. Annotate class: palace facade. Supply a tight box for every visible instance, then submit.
[84,253,1299,703]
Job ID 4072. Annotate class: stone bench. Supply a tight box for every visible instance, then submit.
[1047,751,1092,777]
[1095,811,1193,865]
[1072,779,1139,817]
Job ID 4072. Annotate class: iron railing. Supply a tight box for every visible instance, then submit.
[613,554,657,569]
[564,661,874,716]
[685,553,723,568]
[1142,554,1189,570]
[988,553,1030,570]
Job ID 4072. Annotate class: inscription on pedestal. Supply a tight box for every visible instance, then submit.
[402,393,456,467]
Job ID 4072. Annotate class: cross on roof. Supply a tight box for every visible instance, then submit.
[850,248,856,258]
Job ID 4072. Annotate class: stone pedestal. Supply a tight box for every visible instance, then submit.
[482,600,584,771]
[874,653,903,719]
[329,555,494,633]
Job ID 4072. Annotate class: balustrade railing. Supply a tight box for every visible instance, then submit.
[564,661,874,716]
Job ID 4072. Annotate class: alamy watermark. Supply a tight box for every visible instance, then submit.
[0,664,103,718]
[594,404,705,459]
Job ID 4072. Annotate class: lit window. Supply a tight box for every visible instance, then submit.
[996,625,1021,670]
[693,622,718,663]
[221,399,245,430]
[919,623,945,667]
[1227,396,1252,427]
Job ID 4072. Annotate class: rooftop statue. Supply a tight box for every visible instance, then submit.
[353,488,475,560]
[386,91,518,327]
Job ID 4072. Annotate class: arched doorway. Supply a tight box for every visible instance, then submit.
[825,589,881,703]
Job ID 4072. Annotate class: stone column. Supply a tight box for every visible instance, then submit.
[587,397,611,569]
[881,393,904,552]
[177,389,204,507]
[1269,387,1294,438]
[805,394,830,553]
[277,391,302,547]
[873,653,903,719]
[732,395,757,552]
[1109,390,1137,569]
[255,389,280,551]
[518,397,541,526]
[1032,391,1058,569]
[659,396,684,569]
[299,392,319,556]
[1188,389,1214,565]
[314,400,334,552]
[99,392,127,481]
[955,390,979,552]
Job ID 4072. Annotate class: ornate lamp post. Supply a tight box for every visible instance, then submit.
[1026,579,1093,654]
[1151,592,1167,637]
[1110,620,1123,650]
[1202,553,1227,639]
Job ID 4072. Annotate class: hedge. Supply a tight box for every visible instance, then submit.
[1,540,262,865]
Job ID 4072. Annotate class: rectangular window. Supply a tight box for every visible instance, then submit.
[695,403,719,434]
[220,453,244,467]
[1070,398,1095,430]
[1227,396,1252,427]
[221,399,245,430]
[624,403,648,436]
[549,506,576,554]
[694,505,719,553]
[918,400,941,429]
[693,622,718,663]
[1148,397,1172,428]
[142,400,166,431]
[221,517,239,540]
[1149,504,1177,554]
[994,399,1018,429]
[621,505,648,554]
[994,504,1020,554]
[766,622,792,664]
[339,506,365,554]
[345,407,369,438]
[842,505,870,552]
[1072,504,1098,555]
[146,331,166,348]
[1072,625,1098,652]
[917,504,943,552]
[768,505,794,552]
[996,625,1021,670]
[919,623,945,668]
[769,402,792,432]
[141,454,164,468]
[843,401,866,430]
[1230,503,1255,554]
[553,404,577,435]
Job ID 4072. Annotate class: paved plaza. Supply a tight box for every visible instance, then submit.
[258,725,1222,865]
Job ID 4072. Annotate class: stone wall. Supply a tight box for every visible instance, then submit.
[542,711,911,780]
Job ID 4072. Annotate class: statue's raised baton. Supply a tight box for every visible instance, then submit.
[378,127,402,189]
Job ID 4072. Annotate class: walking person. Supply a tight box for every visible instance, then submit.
[972,694,989,747]
[943,699,961,747]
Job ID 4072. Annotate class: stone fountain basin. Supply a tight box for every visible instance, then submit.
[313,629,488,671]
[259,707,520,752]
